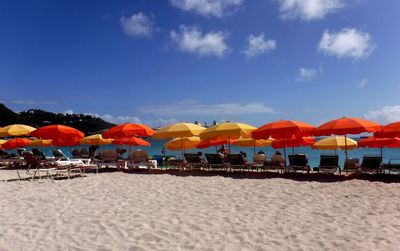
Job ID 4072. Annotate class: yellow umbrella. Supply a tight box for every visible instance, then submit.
[80,134,113,145]
[199,122,256,140]
[233,137,273,147]
[29,139,53,147]
[0,124,36,137]
[165,137,201,151]
[153,123,206,139]
[313,136,357,150]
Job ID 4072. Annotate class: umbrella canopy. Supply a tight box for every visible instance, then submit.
[358,136,400,148]
[31,125,84,146]
[252,120,315,140]
[0,124,36,137]
[199,122,256,140]
[271,136,315,149]
[233,137,273,147]
[165,137,201,151]
[312,136,358,150]
[374,121,400,138]
[80,134,113,145]
[103,123,155,138]
[152,123,206,139]
[2,138,31,150]
[312,117,382,136]
[197,138,236,149]
[29,139,53,147]
[112,137,150,146]
[0,139,7,149]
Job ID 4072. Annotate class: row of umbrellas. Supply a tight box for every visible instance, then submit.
[1,117,400,162]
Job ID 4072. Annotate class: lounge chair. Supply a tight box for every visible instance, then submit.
[126,150,157,170]
[382,159,400,174]
[288,154,311,173]
[80,148,90,158]
[205,153,226,170]
[318,154,340,174]
[227,154,253,171]
[360,155,382,174]
[97,150,121,168]
[52,149,69,160]
[259,157,285,173]
[32,148,47,161]
[71,148,81,158]
[343,158,360,174]
[184,153,206,170]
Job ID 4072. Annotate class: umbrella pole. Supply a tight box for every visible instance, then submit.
[253,141,256,155]
[380,147,383,158]
[228,136,231,152]
[344,134,348,159]
[292,147,294,154]
[283,138,287,167]
[181,137,184,157]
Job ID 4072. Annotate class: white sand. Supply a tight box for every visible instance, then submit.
[1,170,400,251]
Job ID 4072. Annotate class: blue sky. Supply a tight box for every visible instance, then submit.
[0,0,399,127]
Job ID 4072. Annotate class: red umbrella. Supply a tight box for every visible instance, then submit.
[112,137,150,147]
[197,138,236,149]
[103,123,155,138]
[271,136,315,150]
[374,121,400,138]
[312,117,382,157]
[31,125,84,146]
[358,136,400,158]
[2,138,31,150]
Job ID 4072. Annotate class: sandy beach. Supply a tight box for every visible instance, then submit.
[1,171,400,250]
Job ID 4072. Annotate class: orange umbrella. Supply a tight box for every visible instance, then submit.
[2,138,31,150]
[374,121,400,138]
[31,125,84,146]
[358,136,400,158]
[197,138,236,149]
[312,117,382,157]
[271,136,315,149]
[112,137,150,146]
[103,123,155,138]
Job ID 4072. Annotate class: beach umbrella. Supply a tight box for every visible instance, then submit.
[312,136,357,154]
[252,120,315,163]
[374,121,400,138]
[31,125,84,146]
[0,124,36,137]
[29,139,53,147]
[2,138,31,150]
[80,134,113,145]
[233,137,273,154]
[165,137,201,151]
[197,138,236,149]
[112,137,150,146]
[103,123,155,138]
[272,136,315,154]
[199,122,256,141]
[358,136,400,157]
[0,139,7,149]
[152,123,206,139]
[312,117,382,158]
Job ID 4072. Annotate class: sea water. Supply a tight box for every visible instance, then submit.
[13,137,400,168]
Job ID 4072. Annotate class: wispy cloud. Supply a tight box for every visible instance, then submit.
[120,12,155,38]
[242,33,276,59]
[358,78,368,88]
[170,0,244,18]
[138,100,275,116]
[318,28,376,59]
[170,25,229,57]
[364,105,400,124]
[0,99,59,105]
[296,67,318,81]
[276,0,344,21]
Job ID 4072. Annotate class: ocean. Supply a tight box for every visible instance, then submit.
[11,137,400,168]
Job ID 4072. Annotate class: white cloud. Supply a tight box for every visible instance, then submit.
[170,25,229,57]
[359,78,368,88]
[0,99,59,105]
[276,0,344,20]
[120,12,155,38]
[364,106,400,124]
[84,113,142,124]
[64,109,74,115]
[170,0,244,18]
[297,67,317,81]
[318,28,376,59]
[242,33,276,59]
[149,118,179,128]
[138,101,274,116]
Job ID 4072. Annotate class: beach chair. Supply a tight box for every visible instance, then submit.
[205,153,226,170]
[52,149,69,160]
[288,154,311,173]
[382,159,400,174]
[260,157,285,173]
[0,150,12,167]
[343,158,360,174]
[97,150,121,168]
[32,148,47,161]
[126,150,157,170]
[360,155,382,174]
[318,154,340,174]
[184,153,206,170]
[80,148,90,158]
[227,154,252,171]
[71,148,81,158]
